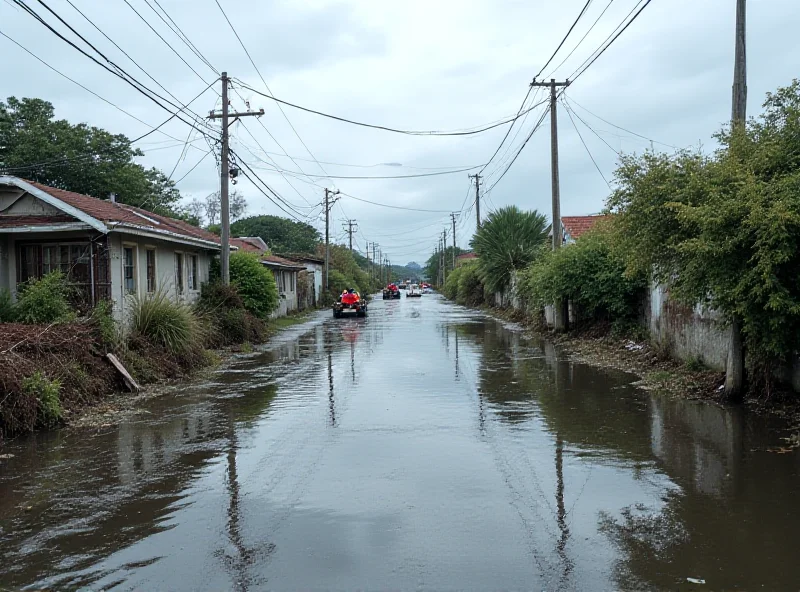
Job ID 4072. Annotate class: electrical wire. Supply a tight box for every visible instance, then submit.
[545,0,617,78]
[562,98,612,189]
[562,99,621,155]
[173,149,212,184]
[535,0,594,78]
[234,80,552,137]
[339,192,454,213]
[142,0,219,74]
[569,0,653,82]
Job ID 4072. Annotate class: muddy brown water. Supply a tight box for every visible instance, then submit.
[1,295,799,591]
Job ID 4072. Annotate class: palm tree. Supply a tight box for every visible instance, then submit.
[470,206,548,293]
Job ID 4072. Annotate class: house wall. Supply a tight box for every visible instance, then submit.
[0,235,9,292]
[107,233,213,324]
[269,268,298,318]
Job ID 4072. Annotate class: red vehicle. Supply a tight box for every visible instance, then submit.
[382,283,401,300]
[333,290,368,318]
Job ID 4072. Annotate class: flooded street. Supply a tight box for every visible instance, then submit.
[2,294,800,591]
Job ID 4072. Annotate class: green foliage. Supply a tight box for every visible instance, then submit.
[14,271,75,324]
[522,226,646,323]
[0,97,183,216]
[327,269,355,297]
[608,79,800,383]
[22,371,62,427]
[457,263,486,307]
[0,288,14,322]
[424,246,465,286]
[442,266,462,300]
[322,244,379,297]
[470,206,549,293]
[198,284,268,346]
[129,290,200,353]
[231,215,321,254]
[91,300,118,348]
[229,251,279,318]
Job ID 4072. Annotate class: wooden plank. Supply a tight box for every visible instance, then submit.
[106,353,140,393]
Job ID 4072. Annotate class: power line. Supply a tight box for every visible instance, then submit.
[143,0,219,74]
[271,165,484,181]
[233,154,313,222]
[566,95,678,149]
[234,80,551,137]
[562,99,621,155]
[339,192,454,213]
[545,0,617,77]
[535,0,595,78]
[569,0,653,82]
[213,0,331,179]
[562,98,612,189]
[173,149,212,184]
[121,0,213,85]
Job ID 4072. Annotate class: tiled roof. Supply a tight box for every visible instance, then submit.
[261,254,306,270]
[230,237,266,253]
[0,214,76,228]
[18,179,221,245]
[456,252,477,260]
[562,215,610,240]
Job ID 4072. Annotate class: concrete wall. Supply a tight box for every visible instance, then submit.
[646,281,730,371]
[269,268,298,318]
[104,233,213,324]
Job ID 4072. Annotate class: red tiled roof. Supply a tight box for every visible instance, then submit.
[561,215,610,240]
[230,237,266,253]
[19,179,220,245]
[261,254,305,270]
[456,252,477,260]
[0,214,76,228]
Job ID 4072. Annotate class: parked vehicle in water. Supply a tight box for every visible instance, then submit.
[407,283,422,297]
[333,290,367,318]
[382,283,401,299]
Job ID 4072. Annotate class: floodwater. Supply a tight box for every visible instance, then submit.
[1,295,800,591]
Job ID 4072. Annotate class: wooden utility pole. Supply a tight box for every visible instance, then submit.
[441,230,448,285]
[372,243,377,281]
[450,212,458,270]
[468,174,482,229]
[343,219,358,251]
[207,72,264,285]
[323,188,340,290]
[726,0,747,400]
[532,77,570,330]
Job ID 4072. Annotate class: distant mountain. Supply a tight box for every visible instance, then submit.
[406,261,422,270]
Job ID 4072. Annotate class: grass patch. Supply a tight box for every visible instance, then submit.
[130,290,202,354]
[22,371,62,428]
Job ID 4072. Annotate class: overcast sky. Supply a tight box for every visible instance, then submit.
[2,0,798,264]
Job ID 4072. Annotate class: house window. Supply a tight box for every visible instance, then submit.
[146,248,156,293]
[123,246,136,295]
[42,246,58,275]
[175,253,184,294]
[187,254,198,291]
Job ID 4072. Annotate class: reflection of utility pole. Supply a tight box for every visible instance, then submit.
[350,340,356,382]
[454,330,460,379]
[327,351,336,427]
[532,77,570,331]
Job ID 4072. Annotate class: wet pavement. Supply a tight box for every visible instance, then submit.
[1,294,800,591]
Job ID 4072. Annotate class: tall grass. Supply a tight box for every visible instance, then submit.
[129,290,201,353]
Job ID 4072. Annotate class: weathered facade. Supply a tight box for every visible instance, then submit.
[0,176,220,323]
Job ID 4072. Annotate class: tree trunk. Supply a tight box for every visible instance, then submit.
[724,316,745,402]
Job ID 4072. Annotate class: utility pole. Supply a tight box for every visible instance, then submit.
[468,174,482,229]
[726,0,746,400]
[372,243,378,281]
[207,72,264,285]
[532,77,570,330]
[450,212,458,270]
[441,229,448,285]
[343,219,358,251]
[323,188,340,290]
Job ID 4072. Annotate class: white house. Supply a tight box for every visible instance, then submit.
[285,255,323,308]
[0,176,221,323]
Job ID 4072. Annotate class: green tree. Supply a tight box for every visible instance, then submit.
[608,79,800,396]
[230,215,321,254]
[0,97,184,217]
[423,246,465,285]
[470,206,549,293]
[229,251,279,319]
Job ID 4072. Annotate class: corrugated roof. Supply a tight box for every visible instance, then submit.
[230,237,266,253]
[261,254,305,270]
[0,214,77,228]
[16,179,221,245]
[456,252,477,260]
[562,215,610,240]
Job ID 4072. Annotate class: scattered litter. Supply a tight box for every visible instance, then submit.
[687,577,706,584]
[624,340,644,351]
[0,453,15,460]
[716,384,725,391]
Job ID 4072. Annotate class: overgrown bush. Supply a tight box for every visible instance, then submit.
[198,283,267,347]
[21,371,62,428]
[229,251,279,318]
[0,288,13,322]
[91,299,118,349]
[522,227,646,324]
[14,271,75,324]
[457,263,486,307]
[442,267,463,300]
[327,269,361,298]
[129,290,201,353]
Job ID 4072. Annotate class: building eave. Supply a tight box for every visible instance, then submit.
[0,222,93,233]
[108,223,221,250]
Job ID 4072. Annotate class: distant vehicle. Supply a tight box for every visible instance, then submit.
[422,286,433,294]
[382,283,401,299]
[398,283,407,290]
[406,283,422,297]
[333,290,367,318]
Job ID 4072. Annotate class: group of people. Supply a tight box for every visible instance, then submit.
[339,288,361,304]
